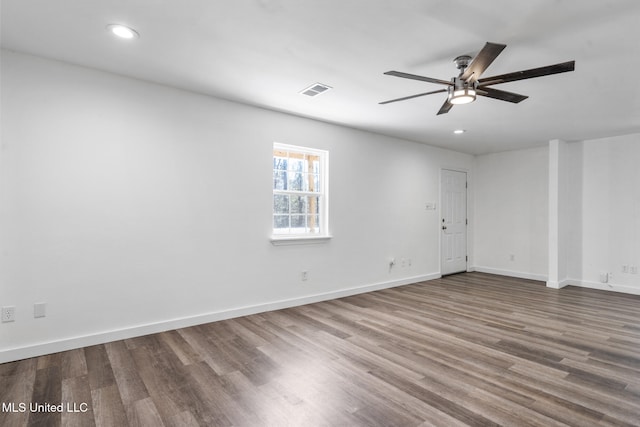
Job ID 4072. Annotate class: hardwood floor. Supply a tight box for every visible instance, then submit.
[1,272,639,426]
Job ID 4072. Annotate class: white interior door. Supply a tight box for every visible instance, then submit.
[441,169,467,275]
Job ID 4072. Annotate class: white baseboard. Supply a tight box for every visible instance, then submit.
[475,269,640,295]
[473,268,640,295]
[567,279,640,295]
[0,273,440,364]
[471,266,547,282]
[546,279,571,289]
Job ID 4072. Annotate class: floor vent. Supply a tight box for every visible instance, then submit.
[300,83,332,97]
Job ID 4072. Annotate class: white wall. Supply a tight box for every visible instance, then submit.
[473,146,548,280]
[0,50,473,362]
[563,141,584,286]
[473,136,640,295]
[571,135,640,293]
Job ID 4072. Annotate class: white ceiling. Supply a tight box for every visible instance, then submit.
[2,0,640,155]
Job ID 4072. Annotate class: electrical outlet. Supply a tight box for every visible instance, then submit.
[301,271,308,281]
[631,266,638,275]
[2,306,16,323]
[622,265,629,273]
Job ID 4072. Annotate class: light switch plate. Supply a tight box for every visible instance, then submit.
[34,302,46,318]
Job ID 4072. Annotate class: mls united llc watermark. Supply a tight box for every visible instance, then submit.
[2,402,89,413]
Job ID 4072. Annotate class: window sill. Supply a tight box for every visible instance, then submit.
[270,235,332,246]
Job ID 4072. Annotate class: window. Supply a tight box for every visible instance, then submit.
[272,143,328,240]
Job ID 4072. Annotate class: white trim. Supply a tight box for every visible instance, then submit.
[472,266,547,282]
[273,142,329,237]
[472,269,640,295]
[0,273,440,364]
[546,279,571,289]
[270,235,332,245]
[564,279,640,295]
[273,142,327,157]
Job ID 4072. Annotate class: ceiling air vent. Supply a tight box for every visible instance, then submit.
[300,83,332,97]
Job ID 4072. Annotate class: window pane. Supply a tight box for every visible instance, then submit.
[289,158,304,172]
[288,172,304,191]
[311,174,320,192]
[273,157,287,171]
[274,215,289,230]
[308,196,320,214]
[290,196,306,214]
[273,195,289,214]
[273,171,287,190]
[308,215,320,233]
[291,215,306,230]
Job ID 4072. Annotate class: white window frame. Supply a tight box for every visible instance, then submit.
[271,142,330,245]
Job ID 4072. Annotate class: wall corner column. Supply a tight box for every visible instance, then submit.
[547,139,569,289]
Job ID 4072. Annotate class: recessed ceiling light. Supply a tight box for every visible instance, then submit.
[453,129,466,134]
[106,24,139,40]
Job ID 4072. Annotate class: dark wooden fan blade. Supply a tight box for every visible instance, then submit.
[478,60,575,86]
[379,89,447,105]
[460,42,506,81]
[436,99,454,115]
[478,86,528,103]
[384,71,452,86]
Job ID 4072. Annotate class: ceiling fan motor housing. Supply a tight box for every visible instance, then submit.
[454,55,473,72]
[448,55,478,104]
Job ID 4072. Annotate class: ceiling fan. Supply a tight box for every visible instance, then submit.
[380,42,575,115]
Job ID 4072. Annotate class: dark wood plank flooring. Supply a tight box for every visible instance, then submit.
[1,273,639,426]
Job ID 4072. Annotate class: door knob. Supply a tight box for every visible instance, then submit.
[442,225,447,230]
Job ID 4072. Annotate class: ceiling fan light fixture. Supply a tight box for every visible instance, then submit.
[448,87,476,105]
